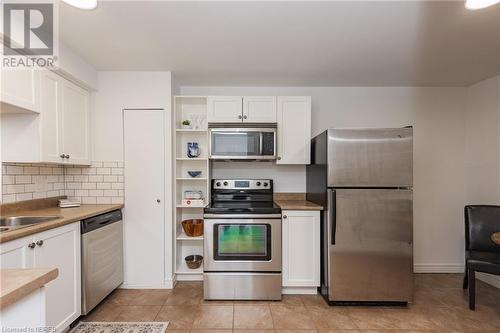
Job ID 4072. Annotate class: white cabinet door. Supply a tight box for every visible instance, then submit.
[32,222,81,332]
[207,96,243,123]
[0,235,34,269]
[61,80,90,165]
[282,210,320,287]
[242,96,277,123]
[0,69,39,113]
[40,70,64,163]
[276,96,311,164]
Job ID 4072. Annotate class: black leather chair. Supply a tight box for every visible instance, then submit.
[463,205,500,310]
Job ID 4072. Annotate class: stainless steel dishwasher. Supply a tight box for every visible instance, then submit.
[81,209,123,315]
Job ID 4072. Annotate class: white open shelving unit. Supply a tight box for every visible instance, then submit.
[173,96,209,281]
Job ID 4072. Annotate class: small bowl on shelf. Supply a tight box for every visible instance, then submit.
[181,219,204,237]
[185,255,203,269]
[187,170,202,178]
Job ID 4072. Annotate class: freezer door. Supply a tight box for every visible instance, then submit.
[327,128,413,187]
[328,189,413,302]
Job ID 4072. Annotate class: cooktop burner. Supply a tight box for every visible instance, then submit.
[204,201,281,214]
[204,179,281,215]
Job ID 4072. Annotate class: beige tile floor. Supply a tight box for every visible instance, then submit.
[81,274,500,333]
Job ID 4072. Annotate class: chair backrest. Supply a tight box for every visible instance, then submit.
[465,205,500,252]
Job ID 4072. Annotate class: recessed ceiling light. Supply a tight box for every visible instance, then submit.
[465,0,500,10]
[62,0,98,10]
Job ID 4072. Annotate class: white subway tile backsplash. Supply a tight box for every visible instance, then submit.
[88,175,103,182]
[88,189,104,197]
[82,197,97,204]
[15,175,31,184]
[16,193,33,201]
[96,197,111,204]
[6,165,24,175]
[82,182,97,190]
[103,161,117,168]
[96,182,111,190]
[111,168,124,175]
[96,168,111,175]
[6,184,25,194]
[2,161,124,204]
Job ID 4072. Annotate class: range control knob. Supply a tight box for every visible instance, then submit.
[263,182,269,187]
[256,181,261,186]
[223,181,228,186]
[216,182,221,187]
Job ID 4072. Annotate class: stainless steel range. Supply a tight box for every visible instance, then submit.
[203,179,282,300]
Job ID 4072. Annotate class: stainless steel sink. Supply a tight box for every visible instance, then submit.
[0,216,62,232]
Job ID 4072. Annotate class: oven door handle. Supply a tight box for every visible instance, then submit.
[203,213,282,219]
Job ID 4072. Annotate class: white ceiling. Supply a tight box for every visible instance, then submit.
[59,1,500,87]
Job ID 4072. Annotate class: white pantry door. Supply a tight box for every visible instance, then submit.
[123,109,165,287]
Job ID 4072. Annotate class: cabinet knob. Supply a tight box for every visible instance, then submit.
[277,156,282,160]
[243,115,247,119]
[60,154,66,159]
[65,154,70,159]
[28,242,36,249]
[238,115,242,119]
[283,215,287,219]
[156,199,161,203]
[36,240,44,246]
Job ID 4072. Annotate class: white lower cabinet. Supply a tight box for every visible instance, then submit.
[0,222,81,332]
[282,210,320,292]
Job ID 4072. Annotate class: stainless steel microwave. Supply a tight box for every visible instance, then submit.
[209,126,276,160]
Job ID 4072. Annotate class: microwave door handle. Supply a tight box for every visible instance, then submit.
[259,133,263,155]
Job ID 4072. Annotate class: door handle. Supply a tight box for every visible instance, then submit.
[329,190,337,245]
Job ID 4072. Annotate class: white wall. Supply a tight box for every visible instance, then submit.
[92,71,174,287]
[181,85,467,273]
[465,75,500,287]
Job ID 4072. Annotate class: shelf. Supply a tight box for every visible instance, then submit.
[176,129,208,132]
[177,230,204,241]
[176,261,203,275]
[176,177,208,181]
[176,157,208,161]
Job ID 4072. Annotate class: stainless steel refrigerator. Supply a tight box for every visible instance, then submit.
[306,128,413,305]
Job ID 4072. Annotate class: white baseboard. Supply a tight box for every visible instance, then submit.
[413,264,499,289]
[413,264,464,273]
[176,274,203,282]
[120,279,174,289]
[282,287,317,295]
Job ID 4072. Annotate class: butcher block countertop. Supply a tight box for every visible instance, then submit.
[274,193,323,211]
[0,268,58,310]
[0,197,123,244]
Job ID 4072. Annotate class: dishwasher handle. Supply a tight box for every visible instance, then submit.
[81,210,122,234]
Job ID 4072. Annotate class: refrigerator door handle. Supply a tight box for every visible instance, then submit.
[328,189,336,245]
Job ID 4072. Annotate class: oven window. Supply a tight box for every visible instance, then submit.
[211,132,260,156]
[214,224,272,261]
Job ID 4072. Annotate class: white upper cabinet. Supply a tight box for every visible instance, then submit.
[207,96,243,123]
[276,96,311,164]
[1,68,40,113]
[242,96,277,123]
[208,96,277,123]
[40,70,63,163]
[60,80,90,165]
